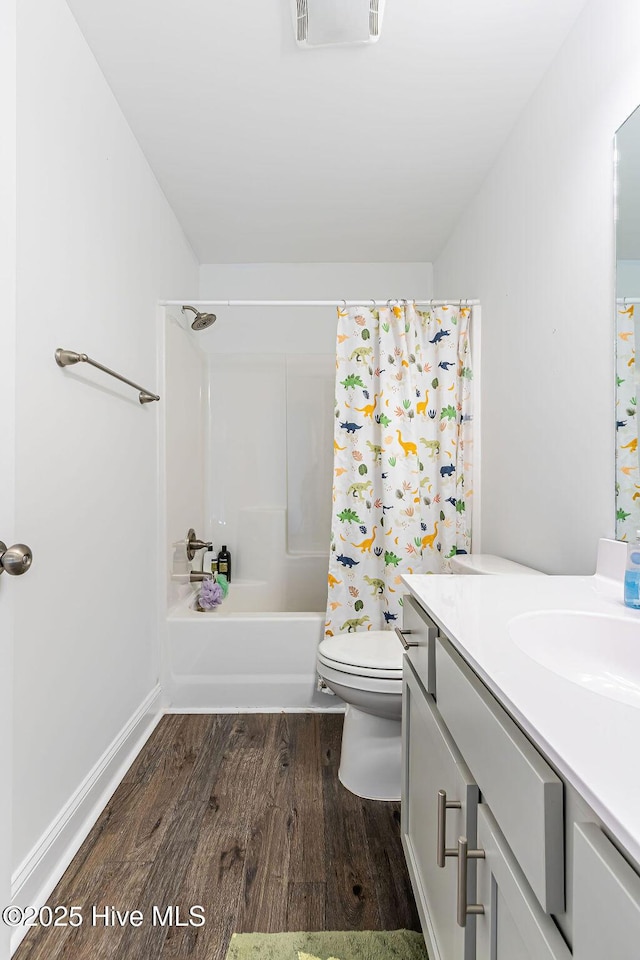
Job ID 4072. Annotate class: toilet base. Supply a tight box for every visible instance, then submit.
[338,703,402,801]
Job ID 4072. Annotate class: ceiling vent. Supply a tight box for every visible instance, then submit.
[293,0,386,48]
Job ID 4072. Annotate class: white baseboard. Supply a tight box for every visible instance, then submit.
[10,685,162,955]
[163,705,346,714]
[166,674,343,712]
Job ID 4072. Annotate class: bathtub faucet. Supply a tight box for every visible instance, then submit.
[188,571,213,583]
[170,570,214,584]
[186,528,212,560]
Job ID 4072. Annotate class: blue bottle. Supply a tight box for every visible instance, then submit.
[624,531,640,609]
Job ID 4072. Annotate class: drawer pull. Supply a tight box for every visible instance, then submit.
[395,627,419,649]
[456,836,485,927]
[437,789,461,867]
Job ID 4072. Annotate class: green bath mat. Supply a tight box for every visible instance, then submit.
[225,930,428,960]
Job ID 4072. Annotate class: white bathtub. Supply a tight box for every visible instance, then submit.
[165,583,340,711]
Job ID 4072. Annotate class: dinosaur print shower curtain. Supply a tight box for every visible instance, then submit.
[616,302,639,540]
[325,302,473,636]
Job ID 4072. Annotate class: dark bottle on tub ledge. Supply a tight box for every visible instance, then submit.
[217,545,231,582]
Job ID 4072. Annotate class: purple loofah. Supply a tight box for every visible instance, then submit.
[199,578,224,609]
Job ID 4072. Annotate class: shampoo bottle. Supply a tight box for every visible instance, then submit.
[624,531,640,609]
[217,545,232,582]
[203,548,217,575]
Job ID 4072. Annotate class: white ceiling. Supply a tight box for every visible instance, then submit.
[65,0,587,263]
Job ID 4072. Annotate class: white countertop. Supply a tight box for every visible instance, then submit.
[402,570,640,868]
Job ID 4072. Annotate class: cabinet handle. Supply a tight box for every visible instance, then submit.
[456,837,485,927]
[395,627,419,649]
[437,789,461,867]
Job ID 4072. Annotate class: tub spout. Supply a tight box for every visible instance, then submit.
[189,571,213,583]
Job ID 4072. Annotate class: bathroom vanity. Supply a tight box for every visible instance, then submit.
[400,566,640,959]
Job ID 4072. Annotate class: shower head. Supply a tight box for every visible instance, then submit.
[181,305,217,331]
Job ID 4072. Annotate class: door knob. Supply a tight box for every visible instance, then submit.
[0,541,33,576]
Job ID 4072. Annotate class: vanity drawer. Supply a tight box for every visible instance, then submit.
[401,593,437,695]
[435,635,564,915]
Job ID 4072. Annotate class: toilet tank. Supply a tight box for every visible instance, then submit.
[450,554,545,575]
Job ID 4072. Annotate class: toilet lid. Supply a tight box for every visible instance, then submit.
[318,630,403,672]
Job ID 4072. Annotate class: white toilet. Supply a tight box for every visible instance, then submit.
[317,553,544,801]
[318,630,403,801]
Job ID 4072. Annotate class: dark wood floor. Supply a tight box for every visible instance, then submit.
[15,713,420,960]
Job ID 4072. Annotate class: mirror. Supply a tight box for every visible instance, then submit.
[615,106,640,540]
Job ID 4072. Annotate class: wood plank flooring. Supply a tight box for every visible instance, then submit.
[14,714,421,960]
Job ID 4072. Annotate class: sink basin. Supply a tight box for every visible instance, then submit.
[508,610,640,708]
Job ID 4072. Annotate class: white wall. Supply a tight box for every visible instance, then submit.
[12,0,198,876]
[434,0,640,574]
[199,262,433,296]
[199,262,433,354]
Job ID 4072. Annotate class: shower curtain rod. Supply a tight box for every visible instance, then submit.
[160,298,480,308]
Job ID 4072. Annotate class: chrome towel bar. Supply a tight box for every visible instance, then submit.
[55,349,160,404]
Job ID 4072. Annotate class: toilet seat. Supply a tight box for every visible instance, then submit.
[317,653,402,680]
[317,660,402,696]
[318,630,403,679]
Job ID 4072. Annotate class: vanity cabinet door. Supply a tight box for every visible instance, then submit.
[573,822,640,960]
[474,805,571,960]
[402,663,479,960]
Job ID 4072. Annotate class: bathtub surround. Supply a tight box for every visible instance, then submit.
[10,0,198,937]
[206,354,333,606]
[326,303,473,635]
[163,312,206,609]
